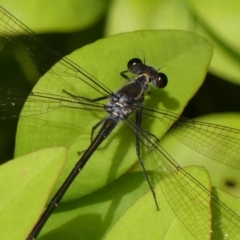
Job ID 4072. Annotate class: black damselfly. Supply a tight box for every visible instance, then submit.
[0,6,240,240]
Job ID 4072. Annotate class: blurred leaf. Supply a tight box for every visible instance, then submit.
[0,147,67,240]
[106,0,240,84]
[186,0,240,85]
[0,0,109,32]
[105,0,190,34]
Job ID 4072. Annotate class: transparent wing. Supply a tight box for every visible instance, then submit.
[1,5,240,239]
[0,6,112,96]
[124,116,240,239]
[2,5,231,167]
[0,86,105,120]
[2,84,240,172]
[155,147,240,239]
[142,106,240,170]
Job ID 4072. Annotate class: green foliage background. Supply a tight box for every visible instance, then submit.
[0,0,240,239]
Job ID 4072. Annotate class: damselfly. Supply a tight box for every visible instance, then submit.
[0,6,240,240]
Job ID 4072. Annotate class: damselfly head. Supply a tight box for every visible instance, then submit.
[127,58,168,89]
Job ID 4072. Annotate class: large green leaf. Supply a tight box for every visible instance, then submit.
[15,30,212,205]
[12,30,212,238]
[0,147,67,240]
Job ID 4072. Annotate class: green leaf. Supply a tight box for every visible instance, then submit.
[106,0,240,84]
[105,166,210,240]
[212,187,240,238]
[0,147,67,240]
[11,31,212,238]
[0,0,108,32]
[39,170,150,239]
[186,0,240,84]
[15,30,212,205]
[105,0,191,34]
